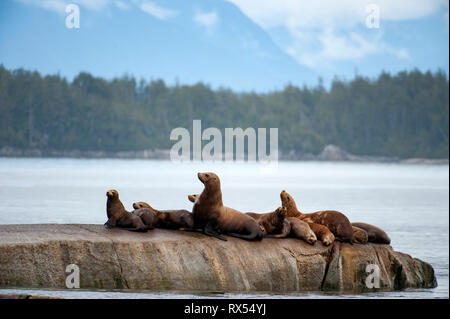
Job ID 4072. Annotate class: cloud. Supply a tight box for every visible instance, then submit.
[227,0,447,67]
[193,11,218,29]
[139,1,177,20]
[287,29,409,68]
[75,0,109,11]
[227,0,448,29]
[114,1,130,10]
[15,0,177,19]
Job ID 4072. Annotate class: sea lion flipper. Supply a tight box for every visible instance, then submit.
[104,216,116,228]
[204,222,227,241]
[227,232,262,241]
[204,230,227,241]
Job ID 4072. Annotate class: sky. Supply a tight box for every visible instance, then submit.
[0,0,448,92]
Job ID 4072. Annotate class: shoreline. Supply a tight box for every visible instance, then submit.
[0,146,448,164]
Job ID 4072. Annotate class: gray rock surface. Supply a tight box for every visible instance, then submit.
[0,224,437,292]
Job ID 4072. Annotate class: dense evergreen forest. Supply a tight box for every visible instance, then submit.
[0,65,448,158]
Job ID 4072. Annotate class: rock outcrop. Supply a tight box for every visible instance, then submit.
[0,224,437,292]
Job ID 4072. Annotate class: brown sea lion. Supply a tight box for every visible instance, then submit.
[132,201,194,230]
[105,190,156,231]
[246,207,291,238]
[352,222,391,244]
[132,208,158,229]
[352,226,369,244]
[280,190,353,244]
[287,217,317,244]
[192,172,263,241]
[306,221,335,245]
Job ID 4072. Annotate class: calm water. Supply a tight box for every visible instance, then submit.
[0,158,448,299]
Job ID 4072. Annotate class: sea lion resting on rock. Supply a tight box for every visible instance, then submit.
[287,217,317,244]
[191,172,263,241]
[280,191,342,246]
[189,195,290,237]
[105,190,157,232]
[352,222,391,244]
[189,194,317,244]
[132,201,194,230]
[246,207,291,238]
[352,226,369,244]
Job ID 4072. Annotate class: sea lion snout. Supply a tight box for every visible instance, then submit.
[106,189,118,198]
[198,172,218,185]
[280,190,290,202]
[197,172,207,183]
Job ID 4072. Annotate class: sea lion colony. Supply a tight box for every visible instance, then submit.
[105,172,391,245]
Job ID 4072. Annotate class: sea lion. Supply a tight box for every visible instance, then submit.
[352,226,369,244]
[352,222,391,244]
[188,194,198,203]
[280,190,353,244]
[132,201,194,230]
[192,172,263,241]
[246,207,291,238]
[286,217,317,244]
[105,190,157,231]
[132,208,158,229]
[190,194,326,245]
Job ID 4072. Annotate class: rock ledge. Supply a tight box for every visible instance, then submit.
[0,224,437,292]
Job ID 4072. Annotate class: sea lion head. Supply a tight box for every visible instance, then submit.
[188,194,198,203]
[133,202,145,209]
[275,206,287,218]
[106,189,119,199]
[197,172,220,191]
[280,190,293,207]
[261,206,287,234]
[280,190,300,217]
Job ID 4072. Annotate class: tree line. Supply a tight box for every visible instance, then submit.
[0,65,448,158]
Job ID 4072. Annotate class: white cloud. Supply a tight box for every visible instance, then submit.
[15,0,177,19]
[287,29,409,68]
[114,1,130,10]
[75,0,109,11]
[227,0,448,29]
[194,11,218,29]
[227,0,447,67]
[140,1,177,20]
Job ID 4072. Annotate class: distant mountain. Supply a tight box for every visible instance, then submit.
[0,0,318,91]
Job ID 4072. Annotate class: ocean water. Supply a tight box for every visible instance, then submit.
[0,158,448,299]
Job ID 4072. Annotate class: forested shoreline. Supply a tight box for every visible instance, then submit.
[0,65,448,159]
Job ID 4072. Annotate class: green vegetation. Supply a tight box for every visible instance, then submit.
[0,65,448,158]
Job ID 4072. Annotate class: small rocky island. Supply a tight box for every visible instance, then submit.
[0,224,437,292]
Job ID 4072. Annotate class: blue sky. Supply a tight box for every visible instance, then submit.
[0,0,448,91]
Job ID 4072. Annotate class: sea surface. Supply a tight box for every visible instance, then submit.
[0,158,448,299]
